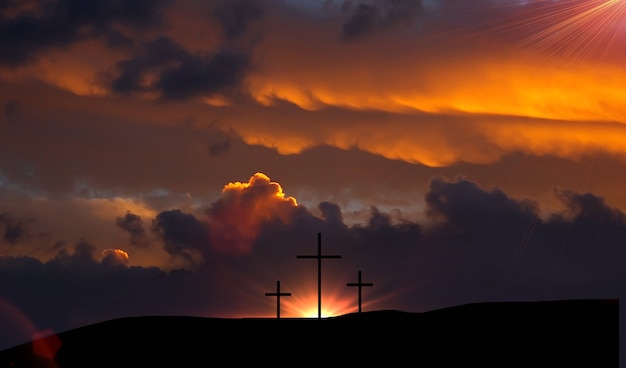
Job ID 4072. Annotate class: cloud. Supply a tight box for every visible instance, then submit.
[318,201,344,224]
[55,240,98,265]
[551,188,624,224]
[151,209,210,263]
[418,176,626,292]
[155,48,249,101]
[341,3,379,40]
[236,0,626,166]
[108,36,188,94]
[100,248,130,268]
[0,242,203,350]
[0,212,32,245]
[2,175,626,351]
[351,206,421,249]
[212,0,264,40]
[0,0,172,66]
[107,36,250,101]
[115,212,149,247]
[340,0,423,40]
[425,175,538,234]
[1,0,623,171]
[206,172,299,256]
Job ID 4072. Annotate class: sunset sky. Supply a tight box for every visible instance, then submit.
[1,0,625,353]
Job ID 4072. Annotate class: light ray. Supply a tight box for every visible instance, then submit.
[514,0,626,65]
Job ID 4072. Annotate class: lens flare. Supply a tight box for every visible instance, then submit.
[512,0,626,64]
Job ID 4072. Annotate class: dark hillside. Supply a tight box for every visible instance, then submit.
[0,299,618,367]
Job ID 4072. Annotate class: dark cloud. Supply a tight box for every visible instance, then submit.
[151,209,211,262]
[352,206,421,248]
[101,0,261,100]
[115,212,148,247]
[108,36,188,94]
[342,3,379,40]
[425,176,538,242]
[108,36,250,100]
[318,201,344,224]
[155,48,249,101]
[0,0,172,66]
[55,239,97,265]
[213,0,264,40]
[341,0,423,40]
[0,212,32,245]
[552,188,624,224]
[413,177,626,307]
[0,243,202,351]
[2,176,626,352]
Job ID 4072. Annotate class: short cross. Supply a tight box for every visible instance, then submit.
[265,280,291,319]
[346,270,373,313]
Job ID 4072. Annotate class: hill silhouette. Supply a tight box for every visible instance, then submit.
[0,299,617,367]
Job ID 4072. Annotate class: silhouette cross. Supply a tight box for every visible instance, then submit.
[297,232,342,319]
[265,280,291,319]
[346,270,373,313]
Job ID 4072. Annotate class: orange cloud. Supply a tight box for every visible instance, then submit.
[234,40,626,166]
[101,249,130,268]
[228,7,626,166]
[207,172,298,256]
[2,0,624,170]
[246,9,626,124]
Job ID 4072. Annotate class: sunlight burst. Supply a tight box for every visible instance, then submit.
[515,0,626,64]
[293,298,354,318]
[282,292,356,318]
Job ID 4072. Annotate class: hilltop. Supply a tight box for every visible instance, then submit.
[0,299,618,367]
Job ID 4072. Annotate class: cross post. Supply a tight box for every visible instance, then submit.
[265,280,291,319]
[296,232,342,319]
[346,270,373,313]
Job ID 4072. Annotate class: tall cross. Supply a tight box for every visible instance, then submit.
[296,232,342,319]
[265,280,291,319]
[346,270,373,313]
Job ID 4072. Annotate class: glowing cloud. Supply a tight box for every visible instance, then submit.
[100,249,130,268]
[234,0,626,166]
[206,172,299,256]
[2,0,625,170]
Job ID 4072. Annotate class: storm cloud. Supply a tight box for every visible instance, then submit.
[152,209,210,263]
[115,212,148,247]
[108,36,250,100]
[1,176,625,351]
[0,212,32,245]
[0,0,172,66]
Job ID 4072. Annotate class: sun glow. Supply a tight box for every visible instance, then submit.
[282,292,355,318]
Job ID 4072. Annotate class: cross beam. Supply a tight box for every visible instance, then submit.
[346,270,373,313]
[296,232,341,319]
[265,280,291,319]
